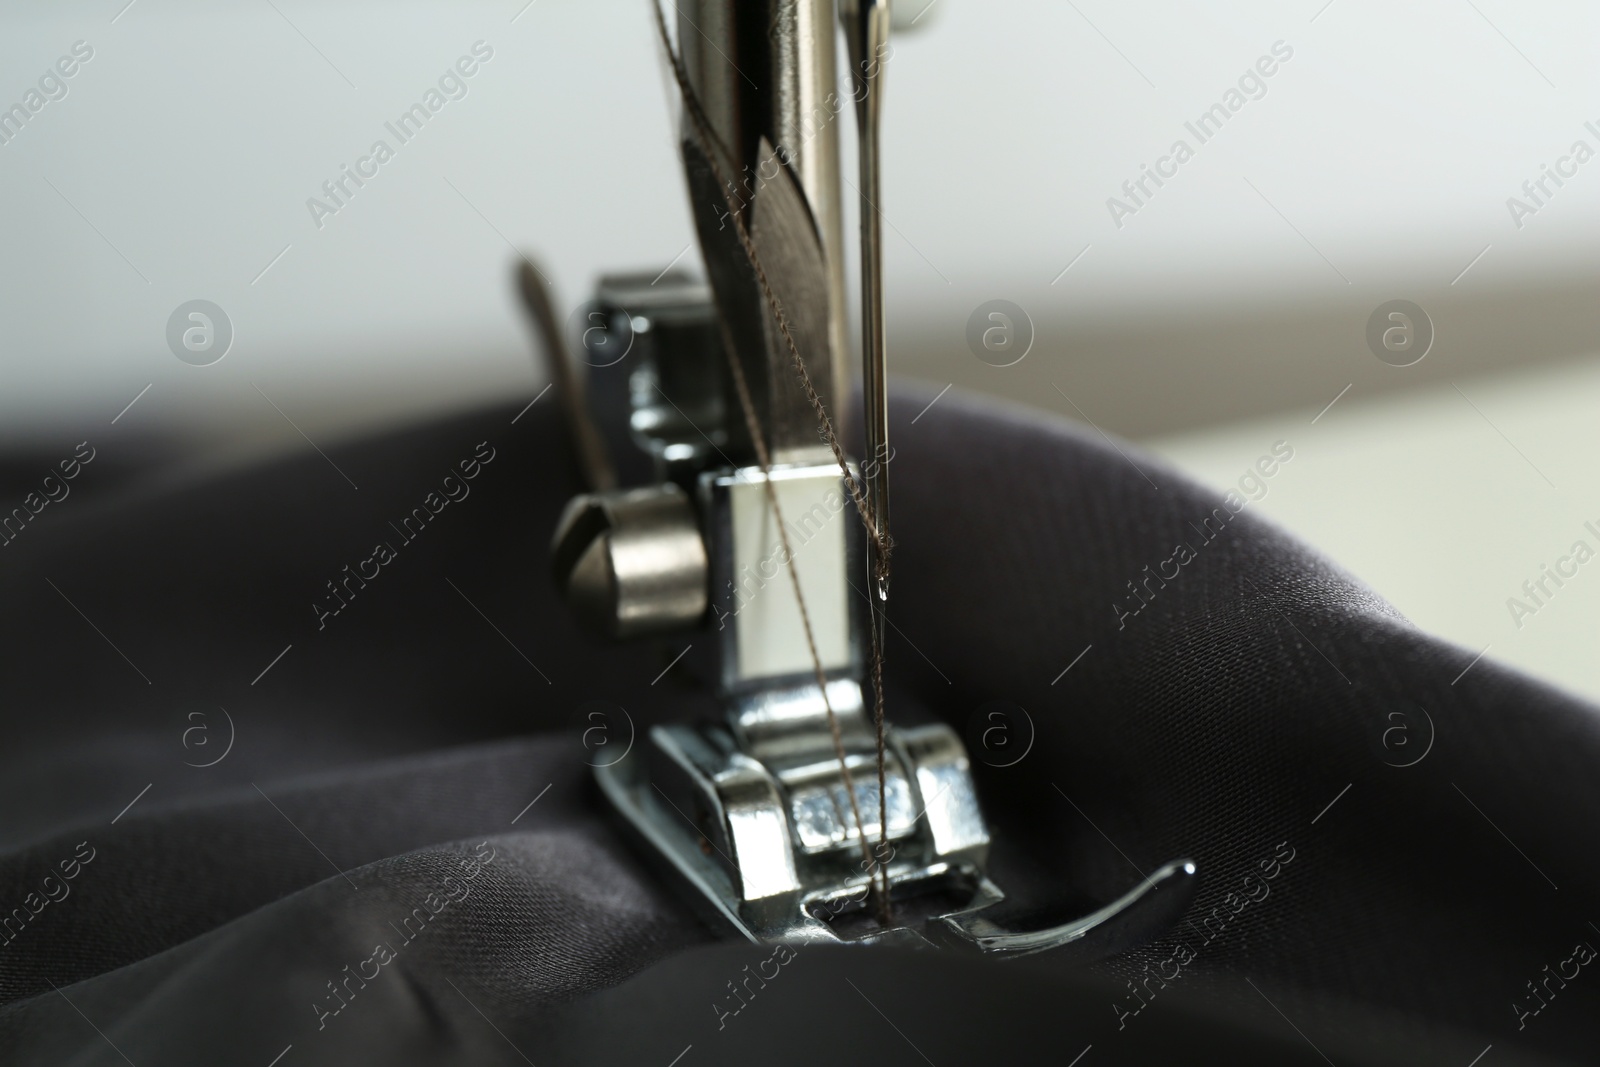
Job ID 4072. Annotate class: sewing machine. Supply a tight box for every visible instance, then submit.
[536,0,1194,958]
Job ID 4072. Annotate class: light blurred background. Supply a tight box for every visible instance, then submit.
[3,0,1599,699]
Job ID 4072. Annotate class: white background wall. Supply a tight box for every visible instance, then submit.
[3,0,1600,699]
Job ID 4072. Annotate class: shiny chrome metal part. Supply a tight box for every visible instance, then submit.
[932,861,1198,960]
[585,272,730,486]
[550,484,708,640]
[595,697,1198,956]
[677,0,847,466]
[541,0,1197,962]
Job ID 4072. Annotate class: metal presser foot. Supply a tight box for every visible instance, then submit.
[591,662,1198,960]
[532,0,1195,963]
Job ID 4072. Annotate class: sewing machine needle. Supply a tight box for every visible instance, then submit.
[843,0,892,603]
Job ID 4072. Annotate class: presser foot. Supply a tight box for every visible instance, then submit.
[594,707,1196,961]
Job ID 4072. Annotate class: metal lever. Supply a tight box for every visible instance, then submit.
[933,860,1198,961]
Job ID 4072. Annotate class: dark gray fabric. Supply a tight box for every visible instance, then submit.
[0,387,1595,1064]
